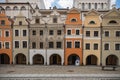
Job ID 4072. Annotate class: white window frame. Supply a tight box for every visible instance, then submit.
[66,28,72,35]
[4,30,10,37]
[66,40,72,48]
[22,40,28,48]
[0,30,2,37]
[14,40,20,48]
[103,42,110,50]
[22,29,28,37]
[114,30,120,37]
[74,40,81,48]
[14,29,20,37]
[4,41,10,49]
[75,28,80,35]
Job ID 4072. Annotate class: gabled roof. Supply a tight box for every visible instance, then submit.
[67,7,80,14]
[84,9,100,16]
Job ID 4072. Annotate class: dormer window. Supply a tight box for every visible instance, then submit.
[71,18,77,22]
[19,21,22,25]
[6,6,11,10]
[109,20,117,24]
[1,20,5,26]
[89,21,95,24]
[53,17,57,23]
[13,6,18,10]
[35,19,40,24]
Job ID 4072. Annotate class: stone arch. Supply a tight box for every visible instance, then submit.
[86,55,98,65]
[33,54,44,65]
[15,53,26,64]
[106,55,118,66]
[0,53,10,64]
[68,54,80,65]
[49,54,61,65]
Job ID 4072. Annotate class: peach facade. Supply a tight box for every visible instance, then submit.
[65,8,83,65]
[0,10,12,64]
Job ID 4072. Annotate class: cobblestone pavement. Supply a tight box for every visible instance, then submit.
[0,65,120,74]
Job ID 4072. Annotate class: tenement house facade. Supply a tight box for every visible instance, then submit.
[13,12,29,64]
[29,7,66,65]
[83,10,101,66]
[102,8,120,66]
[0,10,13,64]
[65,8,83,65]
[0,3,33,19]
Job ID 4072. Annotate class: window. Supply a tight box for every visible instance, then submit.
[49,30,54,35]
[86,31,90,37]
[86,43,90,50]
[23,41,27,48]
[71,18,77,22]
[23,30,27,36]
[67,30,71,35]
[75,41,80,48]
[5,42,9,49]
[0,42,2,49]
[32,42,36,49]
[21,6,26,10]
[89,21,95,24]
[13,6,18,10]
[95,3,97,9]
[15,41,19,48]
[101,3,103,9]
[104,43,109,50]
[40,42,43,49]
[1,20,5,26]
[94,44,98,50]
[5,31,9,37]
[40,30,43,36]
[116,31,120,37]
[57,30,61,35]
[35,19,39,23]
[88,3,91,9]
[76,30,80,35]
[6,6,11,10]
[105,31,109,37]
[49,42,54,48]
[53,17,57,23]
[32,30,36,35]
[82,3,85,10]
[67,42,72,48]
[115,44,120,50]
[94,31,98,37]
[19,21,22,25]
[57,42,61,48]
[109,20,117,24]
[15,30,19,36]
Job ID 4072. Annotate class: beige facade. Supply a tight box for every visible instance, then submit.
[83,10,101,65]
[29,7,67,65]
[13,12,29,64]
[102,8,120,66]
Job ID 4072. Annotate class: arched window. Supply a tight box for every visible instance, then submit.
[95,3,97,9]
[88,3,91,9]
[71,18,77,22]
[13,6,18,10]
[109,20,117,24]
[21,6,26,10]
[6,6,11,10]
[82,3,85,10]
[0,6,4,10]
[89,21,95,24]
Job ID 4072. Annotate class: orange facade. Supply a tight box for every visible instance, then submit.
[65,8,83,65]
[0,10,12,64]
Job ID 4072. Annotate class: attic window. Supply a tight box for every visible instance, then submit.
[109,20,117,24]
[89,21,95,24]
[19,21,22,25]
[53,17,57,23]
[6,6,11,10]
[21,6,26,10]
[35,19,40,23]
[71,18,77,22]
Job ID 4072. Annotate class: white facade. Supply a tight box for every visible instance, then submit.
[73,0,111,11]
[6,0,45,9]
